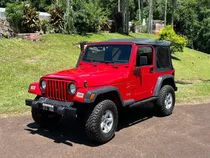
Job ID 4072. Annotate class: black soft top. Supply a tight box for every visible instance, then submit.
[105,38,170,47]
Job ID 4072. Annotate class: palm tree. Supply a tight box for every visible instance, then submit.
[118,0,121,12]
[171,0,177,28]
[148,0,153,33]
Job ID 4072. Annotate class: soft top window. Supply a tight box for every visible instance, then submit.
[83,45,132,63]
[156,47,171,69]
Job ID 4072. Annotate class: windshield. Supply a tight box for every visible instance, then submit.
[82,45,132,63]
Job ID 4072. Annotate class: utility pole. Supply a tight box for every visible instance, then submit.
[164,0,167,27]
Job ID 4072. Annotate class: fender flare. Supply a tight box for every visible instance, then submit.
[153,75,177,96]
[84,86,124,104]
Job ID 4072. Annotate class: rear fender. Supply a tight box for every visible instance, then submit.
[153,75,177,96]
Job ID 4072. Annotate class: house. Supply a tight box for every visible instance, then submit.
[0,8,51,21]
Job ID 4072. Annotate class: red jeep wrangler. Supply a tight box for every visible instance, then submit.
[26,38,177,143]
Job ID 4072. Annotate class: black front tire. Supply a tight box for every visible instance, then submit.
[85,100,118,144]
[155,85,175,116]
[31,108,61,126]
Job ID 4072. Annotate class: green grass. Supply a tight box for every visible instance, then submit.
[0,33,210,114]
[172,48,210,104]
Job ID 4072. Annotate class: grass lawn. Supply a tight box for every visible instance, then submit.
[0,33,210,114]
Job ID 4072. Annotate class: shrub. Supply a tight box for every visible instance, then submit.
[6,3,41,33]
[5,3,24,33]
[158,25,187,53]
[21,4,41,33]
[40,19,49,34]
[74,2,106,34]
[49,6,64,33]
[62,7,75,34]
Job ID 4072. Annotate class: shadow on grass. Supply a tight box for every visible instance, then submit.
[171,55,181,61]
[201,79,210,82]
[25,103,156,147]
[176,80,193,85]
[176,79,210,85]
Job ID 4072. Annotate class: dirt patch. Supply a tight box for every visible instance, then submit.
[25,56,39,63]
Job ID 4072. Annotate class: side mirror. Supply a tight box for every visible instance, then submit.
[140,56,148,66]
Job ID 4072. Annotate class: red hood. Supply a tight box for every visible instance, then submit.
[42,64,129,87]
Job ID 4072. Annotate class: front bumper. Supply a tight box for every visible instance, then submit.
[25,97,77,117]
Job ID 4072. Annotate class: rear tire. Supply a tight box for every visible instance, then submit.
[85,100,118,144]
[155,85,175,116]
[31,108,61,126]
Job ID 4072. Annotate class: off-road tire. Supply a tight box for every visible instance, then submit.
[31,107,61,126]
[85,100,118,144]
[155,85,175,116]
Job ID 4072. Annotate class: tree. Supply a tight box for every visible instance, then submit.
[121,0,129,34]
[171,0,177,28]
[148,0,153,33]
[164,0,167,26]
[118,0,121,12]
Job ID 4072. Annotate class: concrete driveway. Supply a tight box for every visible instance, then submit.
[0,103,209,158]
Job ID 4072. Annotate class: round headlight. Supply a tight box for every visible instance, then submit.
[40,80,46,90]
[68,83,76,94]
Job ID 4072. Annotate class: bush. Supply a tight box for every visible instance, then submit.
[21,4,40,33]
[62,7,75,34]
[158,25,187,53]
[5,3,24,33]
[6,3,41,33]
[40,19,49,34]
[74,2,106,34]
[49,6,64,33]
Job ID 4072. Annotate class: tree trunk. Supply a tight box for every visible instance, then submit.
[66,0,70,11]
[122,0,129,35]
[140,0,143,22]
[164,0,167,27]
[171,0,176,28]
[138,0,141,21]
[118,0,121,12]
[148,0,153,34]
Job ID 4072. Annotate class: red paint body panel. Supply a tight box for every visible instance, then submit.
[28,82,42,96]
[28,41,175,103]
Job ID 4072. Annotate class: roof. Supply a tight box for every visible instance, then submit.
[105,38,170,46]
[0,8,50,21]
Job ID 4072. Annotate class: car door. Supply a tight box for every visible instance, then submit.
[132,46,156,101]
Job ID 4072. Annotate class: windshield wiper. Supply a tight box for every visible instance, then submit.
[83,58,97,62]
[100,61,115,64]
[100,61,118,68]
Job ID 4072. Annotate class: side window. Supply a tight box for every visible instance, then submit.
[156,47,170,69]
[136,47,153,67]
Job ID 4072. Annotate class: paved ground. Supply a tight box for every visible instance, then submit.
[0,103,210,158]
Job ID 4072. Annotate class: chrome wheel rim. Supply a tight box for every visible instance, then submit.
[100,110,114,134]
[165,93,173,109]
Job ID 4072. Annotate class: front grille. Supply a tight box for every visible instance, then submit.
[46,80,68,101]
